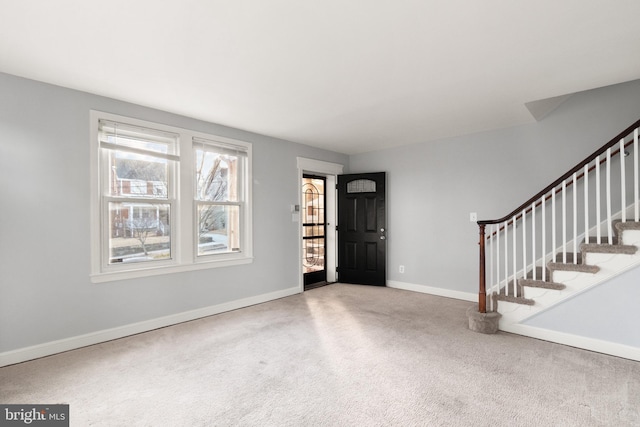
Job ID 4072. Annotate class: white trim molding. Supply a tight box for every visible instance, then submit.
[0,286,299,367]
[296,157,344,175]
[387,280,476,302]
[502,323,640,362]
[387,280,640,361]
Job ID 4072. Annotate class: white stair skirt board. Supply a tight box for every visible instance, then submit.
[387,281,476,302]
[0,286,300,368]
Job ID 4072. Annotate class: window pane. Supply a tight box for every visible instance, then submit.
[302,177,325,224]
[303,225,324,238]
[195,149,239,202]
[303,238,325,273]
[197,204,240,255]
[108,151,168,199]
[108,202,171,264]
[347,179,376,193]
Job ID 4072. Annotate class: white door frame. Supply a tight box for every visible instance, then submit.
[296,157,344,292]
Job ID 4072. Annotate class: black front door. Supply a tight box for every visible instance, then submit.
[337,172,386,286]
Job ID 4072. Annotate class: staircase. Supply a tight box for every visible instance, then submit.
[473,118,640,357]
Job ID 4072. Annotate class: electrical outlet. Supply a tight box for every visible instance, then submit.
[399,265,405,273]
[469,212,477,222]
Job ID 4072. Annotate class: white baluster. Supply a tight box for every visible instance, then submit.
[504,220,508,297]
[584,164,589,250]
[606,148,612,244]
[495,224,500,310]
[596,156,601,244]
[635,129,639,222]
[621,139,626,223]
[573,173,577,263]
[542,194,546,281]
[552,189,557,262]
[522,210,526,280]
[532,202,536,280]
[562,180,567,263]
[512,216,517,297]
[489,226,493,312]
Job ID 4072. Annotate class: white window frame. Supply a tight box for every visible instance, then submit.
[193,137,249,261]
[90,111,253,283]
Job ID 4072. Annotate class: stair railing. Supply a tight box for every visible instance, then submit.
[477,118,640,313]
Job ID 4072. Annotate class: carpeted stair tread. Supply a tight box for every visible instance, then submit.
[518,279,566,290]
[547,262,599,273]
[495,293,535,306]
[615,221,640,232]
[580,243,638,255]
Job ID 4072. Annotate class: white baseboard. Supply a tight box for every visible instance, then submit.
[501,323,640,362]
[387,281,640,361]
[0,286,300,367]
[387,280,476,302]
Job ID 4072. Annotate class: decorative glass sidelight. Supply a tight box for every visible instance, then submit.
[302,176,326,279]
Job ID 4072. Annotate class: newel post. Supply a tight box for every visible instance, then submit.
[467,222,500,334]
[478,223,486,313]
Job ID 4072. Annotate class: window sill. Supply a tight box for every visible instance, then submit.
[90,257,254,283]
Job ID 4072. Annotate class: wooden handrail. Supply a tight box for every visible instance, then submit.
[484,134,638,239]
[478,118,640,226]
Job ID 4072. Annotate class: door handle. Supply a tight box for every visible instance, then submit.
[380,236,386,240]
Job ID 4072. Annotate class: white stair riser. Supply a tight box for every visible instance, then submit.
[621,229,640,246]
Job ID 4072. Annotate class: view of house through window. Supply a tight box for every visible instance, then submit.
[101,120,176,265]
[109,203,171,262]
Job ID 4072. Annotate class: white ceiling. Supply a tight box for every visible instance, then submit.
[1,1,640,154]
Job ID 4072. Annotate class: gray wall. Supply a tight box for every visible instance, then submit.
[523,266,640,347]
[349,80,640,295]
[0,73,348,353]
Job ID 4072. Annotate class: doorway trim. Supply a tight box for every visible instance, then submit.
[296,157,344,292]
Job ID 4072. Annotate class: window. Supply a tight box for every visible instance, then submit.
[90,112,252,282]
[347,179,376,193]
[194,138,247,257]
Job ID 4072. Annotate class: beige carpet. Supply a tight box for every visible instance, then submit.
[1,284,639,426]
